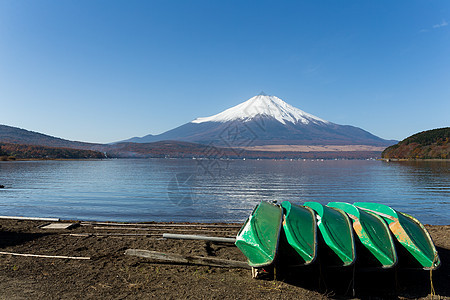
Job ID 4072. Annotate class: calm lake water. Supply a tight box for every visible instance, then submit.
[0,159,448,224]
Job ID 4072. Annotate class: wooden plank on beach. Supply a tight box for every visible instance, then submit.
[125,249,250,269]
[62,233,162,237]
[0,216,60,222]
[40,223,78,230]
[0,251,90,260]
[163,233,236,243]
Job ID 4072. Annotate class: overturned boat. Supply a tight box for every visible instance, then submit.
[304,201,356,267]
[328,202,397,269]
[235,201,283,268]
[280,201,317,266]
[354,202,441,270]
[235,201,440,275]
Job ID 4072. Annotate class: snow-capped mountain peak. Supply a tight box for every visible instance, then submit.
[191,94,329,125]
[121,92,394,147]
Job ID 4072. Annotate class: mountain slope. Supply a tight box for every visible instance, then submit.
[124,94,395,147]
[382,127,449,159]
[0,123,385,159]
[104,141,383,159]
[0,124,108,152]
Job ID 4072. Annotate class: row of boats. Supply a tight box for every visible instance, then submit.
[235,201,441,272]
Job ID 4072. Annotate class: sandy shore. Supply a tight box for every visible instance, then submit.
[0,219,448,299]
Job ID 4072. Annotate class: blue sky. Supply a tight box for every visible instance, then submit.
[0,1,449,143]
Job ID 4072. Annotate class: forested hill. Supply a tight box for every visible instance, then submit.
[0,143,106,160]
[382,127,449,159]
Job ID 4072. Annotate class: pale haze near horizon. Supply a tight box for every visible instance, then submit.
[0,1,449,143]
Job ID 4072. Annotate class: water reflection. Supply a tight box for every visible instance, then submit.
[0,159,448,224]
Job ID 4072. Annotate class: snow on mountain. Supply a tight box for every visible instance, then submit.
[192,94,329,125]
[120,93,396,147]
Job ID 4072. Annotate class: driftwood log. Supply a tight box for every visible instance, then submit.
[125,249,250,269]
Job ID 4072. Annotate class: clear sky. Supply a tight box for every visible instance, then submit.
[0,1,449,143]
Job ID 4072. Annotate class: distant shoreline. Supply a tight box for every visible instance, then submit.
[380,158,450,162]
[241,144,386,152]
[3,157,449,162]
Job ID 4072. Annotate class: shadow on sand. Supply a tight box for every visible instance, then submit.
[0,230,50,249]
[274,246,448,299]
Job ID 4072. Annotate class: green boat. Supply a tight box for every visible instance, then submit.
[304,202,355,267]
[354,202,441,270]
[235,201,283,268]
[327,202,397,269]
[280,201,317,266]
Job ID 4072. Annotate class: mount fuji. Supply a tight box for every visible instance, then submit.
[122,94,395,148]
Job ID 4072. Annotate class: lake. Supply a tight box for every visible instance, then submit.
[0,159,448,224]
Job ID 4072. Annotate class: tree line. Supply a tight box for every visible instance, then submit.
[0,143,106,160]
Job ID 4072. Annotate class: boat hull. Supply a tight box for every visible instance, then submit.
[354,202,441,270]
[328,202,397,269]
[235,201,283,268]
[280,201,317,266]
[304,202,355,267]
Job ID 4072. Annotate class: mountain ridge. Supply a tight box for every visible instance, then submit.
[0,124,385,159]
[0,124,103,150]
[0,94,397,158]
[122,94,396,147]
